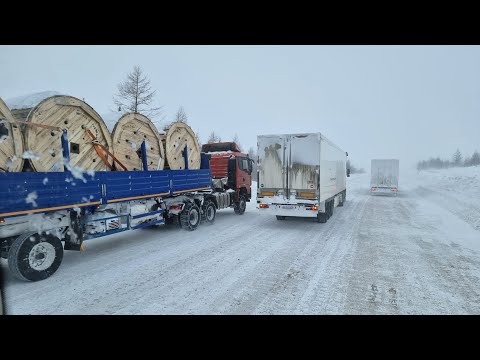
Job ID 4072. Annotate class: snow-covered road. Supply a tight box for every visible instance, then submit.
[2,168,480,314]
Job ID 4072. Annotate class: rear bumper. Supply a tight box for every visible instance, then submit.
[371,187,398,194]
[257,203,319,218]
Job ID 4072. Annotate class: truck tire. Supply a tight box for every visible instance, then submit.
[180,203,201,231]
[8,232,64,281]
[234,195,247,215]
[203,200,216,224]
[316,212,327,223]
[276,216,286,220]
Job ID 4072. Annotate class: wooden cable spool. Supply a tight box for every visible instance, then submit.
[0,97,24,172]
[111,113,165,171]
[11,95,112,172]
[162,121,200,170]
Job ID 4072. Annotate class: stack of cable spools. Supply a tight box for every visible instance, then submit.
[0,92,201,173]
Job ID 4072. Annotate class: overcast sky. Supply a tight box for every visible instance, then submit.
[1,45,479,171]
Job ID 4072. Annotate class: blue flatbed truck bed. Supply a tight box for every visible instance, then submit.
[0,167,215,281]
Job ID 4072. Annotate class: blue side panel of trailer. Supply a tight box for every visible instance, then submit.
[0,172,103,217]
[0,168,212,219]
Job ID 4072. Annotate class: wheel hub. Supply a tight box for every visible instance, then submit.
[189,210,199,225]
[207,207,214,220]
[28,242,56,271]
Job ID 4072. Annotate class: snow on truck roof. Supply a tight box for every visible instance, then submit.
[257,132,347,154]
[206,150,235,155]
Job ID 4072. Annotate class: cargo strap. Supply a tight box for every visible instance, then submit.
[85,129,128,171]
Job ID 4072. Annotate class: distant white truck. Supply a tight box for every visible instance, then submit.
[370,159,399,195]
[256,133,349,223]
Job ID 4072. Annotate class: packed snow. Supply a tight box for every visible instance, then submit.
[21,151,41,160]
[25,191,38,208]
[2,167,480,314]
[5,91,62,110]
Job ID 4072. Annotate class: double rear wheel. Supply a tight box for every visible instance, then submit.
[317,200,334,223]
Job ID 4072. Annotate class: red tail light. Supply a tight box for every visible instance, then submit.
[259,203,269,209]
[169,205,183,210]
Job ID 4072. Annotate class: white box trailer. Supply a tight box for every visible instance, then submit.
[256,133,348,223]
[370,159,399,195]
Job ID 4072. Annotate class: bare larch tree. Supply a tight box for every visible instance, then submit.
[232,133,242,151]
[113,66,162,118]
[195,132,201,147]
[208,131,222,143]
[174,106,188,123]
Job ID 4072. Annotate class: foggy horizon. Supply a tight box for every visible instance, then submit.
[1,45,479,172]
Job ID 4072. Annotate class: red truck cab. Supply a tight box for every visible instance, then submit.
[201,142,254,205]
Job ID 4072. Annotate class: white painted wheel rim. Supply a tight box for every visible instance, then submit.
[206,206,215,221]
[28,242,56,271]
[189,209,199,225]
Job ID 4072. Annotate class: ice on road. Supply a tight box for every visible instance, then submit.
[2,168,480,314]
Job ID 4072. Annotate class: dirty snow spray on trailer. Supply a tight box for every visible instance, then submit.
[370,159,399,195]
[256,133,348,223]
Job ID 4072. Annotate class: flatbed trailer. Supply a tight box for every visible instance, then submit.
[0,130,224,281]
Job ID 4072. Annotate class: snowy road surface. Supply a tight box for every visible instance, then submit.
[2,168,480,314]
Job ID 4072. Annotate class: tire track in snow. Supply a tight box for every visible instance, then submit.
[289,194,369,314]
[220,194,368,314]
[342,194,409,314]
[4,211,274,314]
[344,190,480,314]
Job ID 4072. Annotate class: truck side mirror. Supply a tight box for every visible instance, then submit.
[347,168,351,177]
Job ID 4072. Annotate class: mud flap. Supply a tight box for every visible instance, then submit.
[64,211,84,251]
